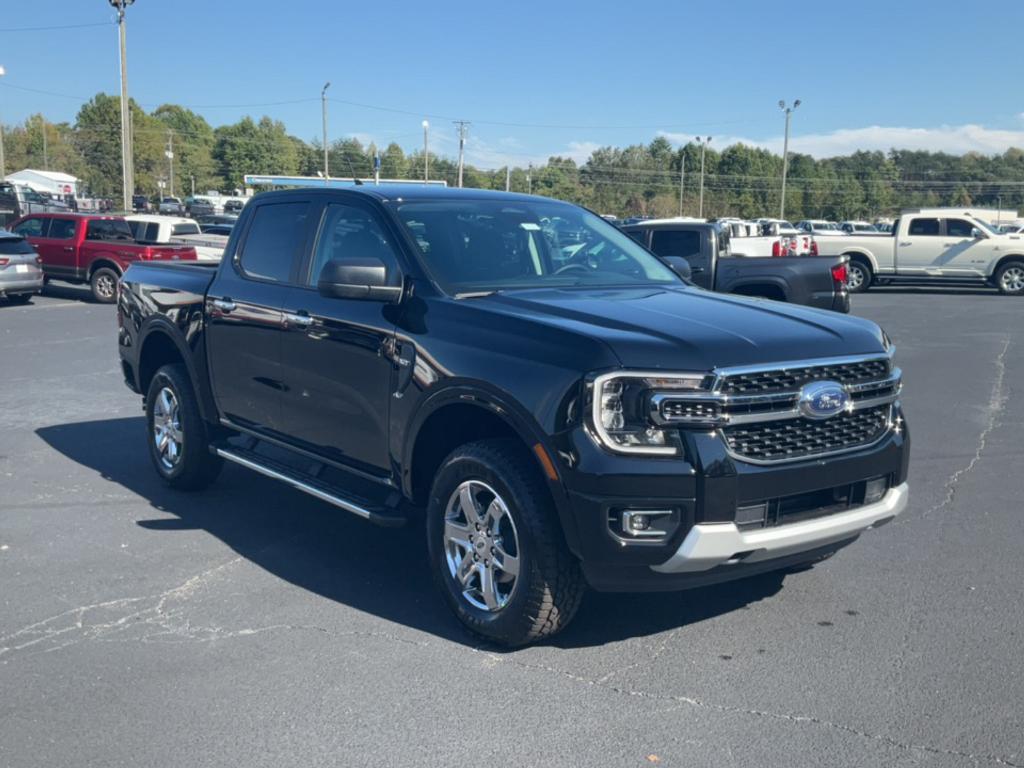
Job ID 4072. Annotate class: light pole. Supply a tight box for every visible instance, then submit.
[165,130,174,196]
[678,152,685,217]
[0,65,6,179]
[696,136,711,218]
[454,120,469,188]
[779,99,800,219]
[110,0,135,212]
[421,120,429,182]
[321,81,330,182]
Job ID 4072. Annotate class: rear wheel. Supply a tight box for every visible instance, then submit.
[995,260,1024,296]
[845,259,872,293]
[90,267,119,303]
[6,294,32,304]
[427,439,584,646]
[145,364,223,490]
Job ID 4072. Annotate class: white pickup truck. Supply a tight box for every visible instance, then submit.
[727,219,815,258]
[815,209,1024,295]
[125,215,226,262]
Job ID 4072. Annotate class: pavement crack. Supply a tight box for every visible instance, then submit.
[475,650,1020,766]
[900,334,1010,526]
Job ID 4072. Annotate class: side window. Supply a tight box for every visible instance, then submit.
[48,219,77,240]
[650,229,703,260]
[238,201,311,283]
[12,217,46,237]
[308,203,401,286]
[908,218,940,236]
[625,229,648,246]
[944,219,975,238]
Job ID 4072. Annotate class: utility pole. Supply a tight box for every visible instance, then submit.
[454,120,470,188]
[678,153,685,217]
[421,120,430,182]
[321,81,330,182]
[696,136,711,218]
[190,175,195,196]
[779,99,800,219]
[0,65,5,179]
[505,166,510,192]
[527,163,532,194]
[40,116,48,171]
[110,0,136,212]
[165,130,174,197]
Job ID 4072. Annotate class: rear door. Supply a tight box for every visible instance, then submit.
[649,226,712,289]
[206,198,315,434]
[277,198,403,475]
[896,217,942,274]
[936,218,990,276]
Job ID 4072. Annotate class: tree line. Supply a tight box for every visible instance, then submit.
[3,92,1023,219]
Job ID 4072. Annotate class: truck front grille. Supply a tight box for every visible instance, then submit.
[718,358,891,395]
[721,404,892,463]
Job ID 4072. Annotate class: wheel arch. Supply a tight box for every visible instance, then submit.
[841,248,878,273]
[403,385,582,556]
[137,321,218,425]
[991,253,1024,277]
[88,258,123,279]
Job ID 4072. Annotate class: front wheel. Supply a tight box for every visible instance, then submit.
[90,267,119,303]
[846,259,872,293]
[995,260,1024,296]
[145,364,223,490]
[427,439,584,646]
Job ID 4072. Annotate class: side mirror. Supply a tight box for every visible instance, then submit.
[317,257,403,302]
[972,228,985,239]
[662,255,694,281]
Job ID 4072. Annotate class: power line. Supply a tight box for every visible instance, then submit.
[0,21,111,32]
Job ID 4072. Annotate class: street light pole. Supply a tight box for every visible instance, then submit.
[696,136,711,218]
[165,130,174,197]
[421,120,430,182]
[454,120,469,188]
[0,65,6,179]
[678,153,685,217]
[110,0,135,212]
[321,81,330,182]
[779,99,800,219]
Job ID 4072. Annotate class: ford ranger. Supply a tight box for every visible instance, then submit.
[117,186,910,645]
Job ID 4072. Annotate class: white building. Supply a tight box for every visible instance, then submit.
[3,169,80,198]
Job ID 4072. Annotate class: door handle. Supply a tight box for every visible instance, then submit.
[212,298,236,313]
[63,246,74,252]
[284,311,314,328]
[899,241,912,246]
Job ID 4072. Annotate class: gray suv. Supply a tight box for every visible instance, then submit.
[0,230,43,303]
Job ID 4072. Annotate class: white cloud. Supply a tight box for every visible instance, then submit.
[659,124,1024,158]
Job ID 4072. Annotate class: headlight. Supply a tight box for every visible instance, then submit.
[589,371,709,456]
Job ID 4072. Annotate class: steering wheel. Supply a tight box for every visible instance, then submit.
[554,263,591,275]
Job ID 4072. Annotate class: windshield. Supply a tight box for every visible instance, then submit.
[392,199,680,294]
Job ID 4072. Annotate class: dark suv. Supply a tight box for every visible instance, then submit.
[117,186,910,645]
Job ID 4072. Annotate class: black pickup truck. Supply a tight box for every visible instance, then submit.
[118,186,909,645]
[623,220,851,312]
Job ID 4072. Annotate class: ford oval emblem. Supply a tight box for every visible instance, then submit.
[798,380,850,420]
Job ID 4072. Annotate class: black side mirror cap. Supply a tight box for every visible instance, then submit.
[661,255,693,281]
[317,256,403,302]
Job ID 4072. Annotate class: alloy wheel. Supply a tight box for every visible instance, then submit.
[1000,266,1024,294]
[847,263,866,291]
[152,386,183,470]
[95,273,116,300]
[442,480,521,612]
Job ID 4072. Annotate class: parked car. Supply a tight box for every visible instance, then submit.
[195,214,239,228]
[186,196,223,218]
[0,229,44,303]
[10,213,197,302]
[125,214,224,262]
[840,221,886,235]
[158,197,185,216]
[222,198,246,215]
[132,194,152,213]
[116,185,908,645]
[723,219,815,258]
[796,219,845,236]
[814,208,1024,294]
[0,182,69,228]
[623,219,849,311]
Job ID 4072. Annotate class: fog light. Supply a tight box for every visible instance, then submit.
[864,476,888,504]
[620,509,673,538]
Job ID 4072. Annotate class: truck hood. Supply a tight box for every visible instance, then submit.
[473,286,887,371]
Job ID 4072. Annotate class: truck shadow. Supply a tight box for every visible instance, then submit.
[36,417,785,651]
[41,281,97,303]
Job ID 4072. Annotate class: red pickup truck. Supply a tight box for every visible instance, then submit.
[9,213,197,303]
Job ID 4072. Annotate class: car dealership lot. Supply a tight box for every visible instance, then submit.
[1,285,1021,767]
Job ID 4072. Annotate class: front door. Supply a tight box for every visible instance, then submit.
[278,199,402,475]
[896,216,943,274]
[34,217,81,279]
[206,199,315,434]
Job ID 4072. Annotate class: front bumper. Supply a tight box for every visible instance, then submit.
[653,482,906,573]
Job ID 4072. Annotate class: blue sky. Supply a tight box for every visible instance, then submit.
[1,0,1023,166]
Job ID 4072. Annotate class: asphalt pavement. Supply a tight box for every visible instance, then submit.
[1,282,1022,767]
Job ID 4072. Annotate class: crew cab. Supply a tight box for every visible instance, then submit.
[10,213,196,302]
[117,186,909,645]
[623,219,850,312]
[814,209,1024,295]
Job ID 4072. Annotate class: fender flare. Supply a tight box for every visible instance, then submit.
[840,247,879,274]
[87,257,123,279]
[991,253,1024,278]
[136,318,218,425]
[401,381,583,556]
